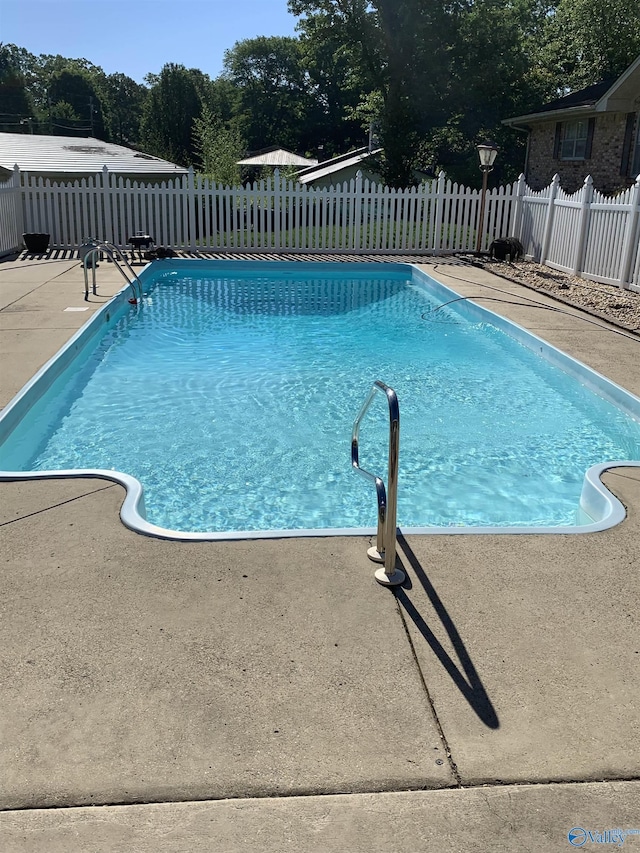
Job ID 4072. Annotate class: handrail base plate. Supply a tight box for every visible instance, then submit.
[374,567,406,587]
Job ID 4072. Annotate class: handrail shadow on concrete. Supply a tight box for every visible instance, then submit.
[394,532,500,729]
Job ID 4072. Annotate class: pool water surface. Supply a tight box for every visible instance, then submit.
[1,261,639,537]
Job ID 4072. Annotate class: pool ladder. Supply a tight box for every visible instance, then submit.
[82,240,144,304]
[351,381,405,587]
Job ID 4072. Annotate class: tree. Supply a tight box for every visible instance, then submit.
[221,36,315,153]
[48,70,105,139]
[20,50,105,119]
[289,0,384,94]
[292,1,382,155]
[372,0,457,185]
[10,0,636,184]
[289,0,455,185]
[540,0,640,90]
[48,69,106,137]
[193,104,246,186]
[289,0,626,185]
[140,63,206,165]
[98,72,147,145]
[202,76,238,126]
[430,0,552,184]
[0,44,35,132]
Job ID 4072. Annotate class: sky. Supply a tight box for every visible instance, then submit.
[0,0,300,83]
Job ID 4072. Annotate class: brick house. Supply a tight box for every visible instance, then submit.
[503,55,640,193]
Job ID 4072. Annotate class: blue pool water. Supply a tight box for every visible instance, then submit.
[1,262,639,535]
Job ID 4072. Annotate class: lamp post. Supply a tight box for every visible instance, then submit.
[475,143,498,252]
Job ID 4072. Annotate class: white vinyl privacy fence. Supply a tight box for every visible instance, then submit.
[519,174,640,291]
[0,167,23,257]
[10,165,640,289]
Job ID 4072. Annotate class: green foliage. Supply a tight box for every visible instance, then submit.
[372,0,448,185]
[0,44,35,131]
[288,0,639,185]
[540,0,640,89]
[140,63,206,165]
[48,69,105,137]
[49,100,79,121]
[434,0,549,184]
[222,36,315,153]
[291,1,385,156]
[202,77,238,125]
[4,0,639,184]
[97,72,147,145]
[193,104,246,186]
[295,7,377,155]
[0,44,144,142]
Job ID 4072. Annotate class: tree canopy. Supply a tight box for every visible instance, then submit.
[3,0,639,185]
[221,36,317,154]
[139,63,204,165]
[0,46,34,132]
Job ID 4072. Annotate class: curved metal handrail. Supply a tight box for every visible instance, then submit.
[351,380,404,586]
[82,240,143,303]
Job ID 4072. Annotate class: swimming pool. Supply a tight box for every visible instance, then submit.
[1,260,639,539]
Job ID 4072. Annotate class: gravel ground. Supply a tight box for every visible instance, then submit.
[457,255,640,333]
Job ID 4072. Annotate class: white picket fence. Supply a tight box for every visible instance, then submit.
[18,165,515,256]
[5,164,640,289]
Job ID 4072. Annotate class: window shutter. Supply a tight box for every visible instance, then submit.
[585,117,595,159]
[620,112,635,175]
[553,123,562,159]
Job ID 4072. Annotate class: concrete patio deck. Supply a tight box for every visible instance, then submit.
[0,252,638,851]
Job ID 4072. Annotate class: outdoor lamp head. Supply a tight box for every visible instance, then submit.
[477,143,498,169]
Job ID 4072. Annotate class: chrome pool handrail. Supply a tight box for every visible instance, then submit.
[83,240,143,303]
[351,380,405,587]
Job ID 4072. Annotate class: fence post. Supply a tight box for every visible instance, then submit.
[540,173,560,264]
[433,171,445,252]
[101,166,113,245]
[511,173,526,241]
[573,175,593,276]
[185,166,195,251]
[22,171,33,232]
[354,169,363,250]
[619,174,640,289]
[13,164,25,242]
[273,170,281,250]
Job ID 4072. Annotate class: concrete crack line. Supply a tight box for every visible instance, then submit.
[0,483,119,527]
[2,777,639,814]
[0,263,79,312]
[480,789,536,853]
[393,592,463,788]
[605,470,640,483]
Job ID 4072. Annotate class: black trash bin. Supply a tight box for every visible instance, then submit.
[79,239,100,268]
[23,233,50,253]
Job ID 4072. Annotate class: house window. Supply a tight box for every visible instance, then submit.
[632,122,640,178]
[620,112,639,178]
[560,120,588,159]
